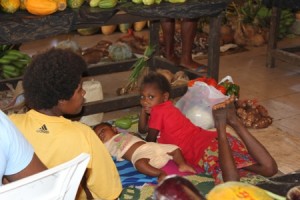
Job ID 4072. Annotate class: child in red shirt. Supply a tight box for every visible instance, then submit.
[138,72,277,183]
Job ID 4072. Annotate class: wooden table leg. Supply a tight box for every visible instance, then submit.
[207,12,223,81]
[266,6,281,68]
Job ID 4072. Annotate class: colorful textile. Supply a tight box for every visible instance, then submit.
[113,158,158,187]
[198,134,256,184]
[148,101,217,166]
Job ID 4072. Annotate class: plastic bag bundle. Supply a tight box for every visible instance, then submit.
[176,81,228,129]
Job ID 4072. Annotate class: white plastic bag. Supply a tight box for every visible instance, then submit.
[79,79,104,127]
[176,81,229,129]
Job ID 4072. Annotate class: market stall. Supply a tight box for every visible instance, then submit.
[0,0,230,116]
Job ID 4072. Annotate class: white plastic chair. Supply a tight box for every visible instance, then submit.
[0,153,90,200]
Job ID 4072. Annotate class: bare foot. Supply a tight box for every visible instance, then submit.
[180,59,206,72]
[226,97,241,127]
[212,96,235,127]
[178,163,196,174]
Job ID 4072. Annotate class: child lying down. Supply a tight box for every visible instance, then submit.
[93,122,196,182]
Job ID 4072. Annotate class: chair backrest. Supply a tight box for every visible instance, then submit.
[0,153,90,200]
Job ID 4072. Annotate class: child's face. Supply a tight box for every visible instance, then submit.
[140,84,169,114]
[94,124,117,143]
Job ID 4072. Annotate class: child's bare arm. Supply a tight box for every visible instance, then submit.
[145,128,159,142]
[138,108,149,134]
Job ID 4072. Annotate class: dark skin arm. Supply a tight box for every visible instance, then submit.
[138,107,149,134]
[4,153,47,183]
[145,128,159,142]
[216,126,240,182]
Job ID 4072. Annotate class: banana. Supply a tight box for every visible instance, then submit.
[2,64,18,73]
[1,54,19,61]
[0,57,12,64]
[12,61,27,69]
[5,49,25,58]
[1,72,12,79]
[2,67,20,78]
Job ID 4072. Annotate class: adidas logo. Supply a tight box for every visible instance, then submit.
[37,124,49,134]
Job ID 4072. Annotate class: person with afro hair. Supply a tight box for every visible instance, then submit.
[9,48,122,200]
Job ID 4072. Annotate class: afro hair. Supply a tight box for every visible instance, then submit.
[23,48,87,110]
[140,71,171,94]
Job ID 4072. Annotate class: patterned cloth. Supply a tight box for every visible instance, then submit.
[113,158,158,187]
[198,134,256,184]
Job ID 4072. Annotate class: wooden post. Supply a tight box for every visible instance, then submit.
[149,20,160,70]
[266,6,281,68]
[207,12,223,81]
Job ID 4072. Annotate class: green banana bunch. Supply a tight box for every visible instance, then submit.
[0,49,31,79]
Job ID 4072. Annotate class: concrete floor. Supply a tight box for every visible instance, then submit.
[21,30,300,174]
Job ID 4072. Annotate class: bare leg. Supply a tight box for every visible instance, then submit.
[161,18,180,64]
[226,97,278,177]
[134,158,167,182]
[180,18,205,70]
[168,149,196,174]
[212,97,240,182]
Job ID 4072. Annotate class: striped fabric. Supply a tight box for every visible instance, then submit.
[113,157,158,187]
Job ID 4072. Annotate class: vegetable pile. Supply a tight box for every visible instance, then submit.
[235,99,273,129]
[187,77,240,97]
[0,45,31,79]
[132,0,185,6]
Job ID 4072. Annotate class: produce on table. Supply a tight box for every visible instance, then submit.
[81,40,111,64]
[19,0,26,10]
[98,0,118,8]
[77,27,99,36]
[227,0,295,46]
[0,47,31,79]
[133,21,147,32]
[119,23,132,34]
[53,0,67,10]
[207,181,285,200]
[25,0,58,15]
[235,99,273,129]
[67,0,85,8]
[101,25,118,35]
[131,0,185,5]
[0,0,20,13]
[108,42,133,61]
[89,0,118,9]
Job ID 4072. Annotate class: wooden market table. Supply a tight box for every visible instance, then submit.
[263,0,300,68]
[0,0,230,116]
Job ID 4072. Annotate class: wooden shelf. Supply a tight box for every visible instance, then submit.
[0,1,230,116]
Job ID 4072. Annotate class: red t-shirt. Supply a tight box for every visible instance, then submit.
[148,101,217,166]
